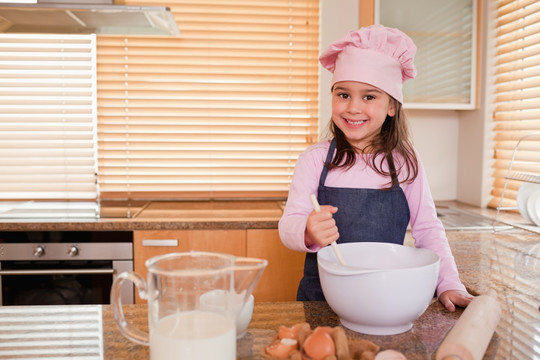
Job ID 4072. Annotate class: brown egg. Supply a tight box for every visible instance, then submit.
[374,349,407,360]
[278,323,302,340]
[265,337,298,358]
[302,327,335,360]
[313,326,334,335]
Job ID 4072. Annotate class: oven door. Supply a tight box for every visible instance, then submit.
[0,241,134,306]
[0,259,133,306]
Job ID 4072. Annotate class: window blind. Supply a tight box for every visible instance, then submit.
[0,34,98,218]
[489,0,540,210]
[378,0,475,108]
[96,0,319,202]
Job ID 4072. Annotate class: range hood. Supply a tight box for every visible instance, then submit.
[0,0,180,35]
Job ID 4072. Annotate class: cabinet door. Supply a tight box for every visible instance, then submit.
[247,229,305,302]
[133,229,246,303]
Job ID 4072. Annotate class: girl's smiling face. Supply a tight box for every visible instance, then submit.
[331,81,396,150]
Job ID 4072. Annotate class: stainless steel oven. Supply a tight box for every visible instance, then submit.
[0,231,133,306]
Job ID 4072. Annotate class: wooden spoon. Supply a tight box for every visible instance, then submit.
[310,194,347,265]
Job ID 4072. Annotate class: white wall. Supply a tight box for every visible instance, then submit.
[456,0,494,208]
[408,110,459,200]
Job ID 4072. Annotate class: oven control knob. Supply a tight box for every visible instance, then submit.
[68,245,79,257]
[33,246,45,257]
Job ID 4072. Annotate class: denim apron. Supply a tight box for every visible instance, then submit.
[297,138,411,301]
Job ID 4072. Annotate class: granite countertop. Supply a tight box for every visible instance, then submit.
[435,226,539,360]
[0,200,284,231]
[100,301,497,360]
[0,300,498,360]
[0,199,533,233]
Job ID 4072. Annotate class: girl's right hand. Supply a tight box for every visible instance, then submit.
[305,205,339,247]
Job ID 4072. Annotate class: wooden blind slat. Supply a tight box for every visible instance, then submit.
[494,110,540,121]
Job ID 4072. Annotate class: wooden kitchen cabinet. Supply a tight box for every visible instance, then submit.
[133,228,304,303]
[133,229,246,303]
[247,229,305,302]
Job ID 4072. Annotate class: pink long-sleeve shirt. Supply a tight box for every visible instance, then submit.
[278,140,466,297]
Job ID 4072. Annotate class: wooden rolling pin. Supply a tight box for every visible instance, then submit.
[436,290,501,360]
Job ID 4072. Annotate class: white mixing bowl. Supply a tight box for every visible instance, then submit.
[200,290,254,338]
[318,242,440,335]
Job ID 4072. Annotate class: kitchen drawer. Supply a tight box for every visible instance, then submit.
[133,229,246,303]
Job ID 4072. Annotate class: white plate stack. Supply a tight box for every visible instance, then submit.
[516,182,540,227]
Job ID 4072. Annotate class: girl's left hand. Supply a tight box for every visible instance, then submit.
[439,290,474,312]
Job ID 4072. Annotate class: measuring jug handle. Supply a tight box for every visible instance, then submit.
[110,271,150,346]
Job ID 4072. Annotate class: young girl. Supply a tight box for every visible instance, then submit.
[278,25,473,312]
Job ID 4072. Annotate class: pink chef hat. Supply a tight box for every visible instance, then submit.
[319,24,417,103]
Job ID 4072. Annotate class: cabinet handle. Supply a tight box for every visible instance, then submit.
[142,239,178,247]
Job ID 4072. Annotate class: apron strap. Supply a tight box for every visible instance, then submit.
[319,138,336,187]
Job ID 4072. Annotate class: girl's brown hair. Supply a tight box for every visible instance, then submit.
[326,99,419,189]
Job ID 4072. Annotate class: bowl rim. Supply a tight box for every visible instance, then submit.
[317,242,440,275]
